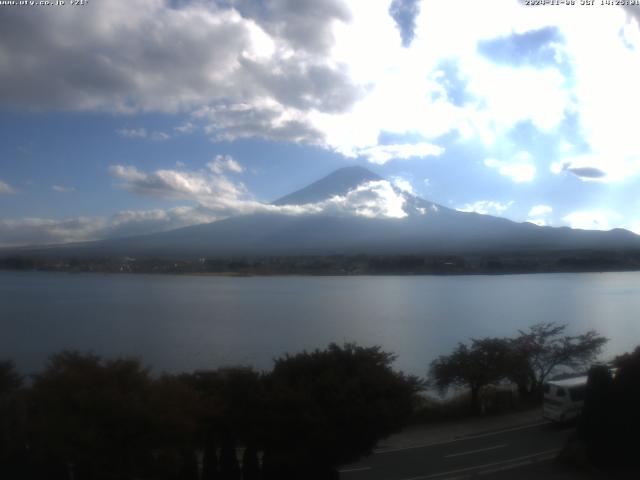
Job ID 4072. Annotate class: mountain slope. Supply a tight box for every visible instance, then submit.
[273,166,382,205]
[5,166,640,259]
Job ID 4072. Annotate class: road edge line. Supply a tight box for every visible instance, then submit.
[375,421,549,454]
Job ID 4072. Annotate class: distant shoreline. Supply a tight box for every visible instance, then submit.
[3,266,640,278]
[3,249,640,277]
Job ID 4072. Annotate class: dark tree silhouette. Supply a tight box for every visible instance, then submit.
[580,364,614,466]
[430,338,512,414]
[27,351,200,480]
[510,322,607,396]
[578,346,640,469]
[184,367,266,445]
[0,360,26,479]
[202,435,220,480]
[0,360,22,395]
[219,432,241,480]
[178,448,199,480]
[610,346,640,466]
[241,443,261,480]
[262,343,423,477]
[4,344,422,479]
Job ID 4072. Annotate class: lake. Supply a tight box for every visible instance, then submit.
[1,270,639,377]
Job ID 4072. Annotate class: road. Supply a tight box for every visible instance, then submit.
[339,421,574,480]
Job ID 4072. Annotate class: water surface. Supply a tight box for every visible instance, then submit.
[2,271,639,376]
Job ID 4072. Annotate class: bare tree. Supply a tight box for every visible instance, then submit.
[509,322,608,396]
[430,338,512,414]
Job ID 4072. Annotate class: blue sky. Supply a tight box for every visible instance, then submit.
[1,0,640,246]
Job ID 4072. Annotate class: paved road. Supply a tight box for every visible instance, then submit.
[339,422,574,480]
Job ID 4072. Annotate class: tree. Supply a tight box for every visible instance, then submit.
[28,351,161,479]
[580,364,614,466]
[0,360,22,395]
[201,435,220,480]
[0,360,26,478]
[241,443,260,480]
[262,343,423,477]
[609,345,640,466]
[218,433,240,480]
[509,322,607,396]
[429,338,512,414]
[578,346,640,468]
[183,367,265,440]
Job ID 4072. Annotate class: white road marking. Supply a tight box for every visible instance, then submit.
[444,443,507,458]
[338,466,372,473]
[375,421,548,454]
[399,448,560,480]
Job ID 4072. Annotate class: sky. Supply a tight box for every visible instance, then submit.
[1,0,640,246]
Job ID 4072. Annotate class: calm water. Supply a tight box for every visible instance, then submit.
[1,271,640,377]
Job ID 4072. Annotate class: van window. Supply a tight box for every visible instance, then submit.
[570,385,586,402]
[556,387,566,397]
[543,384,550,394]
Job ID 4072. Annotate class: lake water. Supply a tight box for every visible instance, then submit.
[2,271,640,377]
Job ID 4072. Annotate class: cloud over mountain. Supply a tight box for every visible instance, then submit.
[1,166,412,246]
[0,207,218,247]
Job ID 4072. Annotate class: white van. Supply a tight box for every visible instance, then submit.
[542,376,587,423]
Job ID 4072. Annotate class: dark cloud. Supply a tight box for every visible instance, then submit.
[389,0,421,48]
[566,166,606,179]
[239,57,363,113]
[478,27,564,68]
[198,104,325,144]
[0,0,360,135]
[624,5,640,25]
[226,0,352,54]
[0,3,250,112]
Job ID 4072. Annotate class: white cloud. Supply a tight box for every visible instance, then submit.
[207,155,245,175]
[174,122,196,134]
[458,200,513,216]
[0,206,218,247]
[322,180,408,219]
[391,177,415,195]
[527,204,552,226]
[110,162,409,220]
[116,128,170,141]
[529,204,552,217]
[527,218,546,227]
[484,157,536,183]
[150,131,170,141]
[0,180,15,194]
[116,128,147,139]
[0,171,413,246]
[627,221,640,236]
[357,142,444,165]
[52,185,75,193]
[562,210,623,231]
[109,164,248,213]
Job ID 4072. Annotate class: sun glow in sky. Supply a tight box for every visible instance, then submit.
[1,0,640,246]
